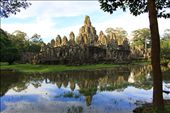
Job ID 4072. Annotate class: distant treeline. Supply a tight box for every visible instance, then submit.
[0,28,169,65]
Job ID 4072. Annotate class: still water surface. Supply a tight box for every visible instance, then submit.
[0,65,170,113]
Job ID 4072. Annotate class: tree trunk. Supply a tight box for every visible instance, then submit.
[148,0,164,111]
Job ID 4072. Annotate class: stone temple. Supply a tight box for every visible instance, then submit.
[33,16,130,65]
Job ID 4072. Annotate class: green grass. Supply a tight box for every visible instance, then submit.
[165,104,170,112]
[63,92,80,98]
[63,92,74,98]
[131,59,151,65]
[134,104,170,113]
[0,59,153,73]
[67,106,83,113]
[0,62,123,73]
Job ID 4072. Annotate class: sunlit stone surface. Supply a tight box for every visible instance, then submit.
[33,16,130,65]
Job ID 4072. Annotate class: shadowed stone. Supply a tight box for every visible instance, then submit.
[69,32,76,46]
[55,35,62,47]
[62,36,68,46]
[34,15,131,65]
[51,39,55,47]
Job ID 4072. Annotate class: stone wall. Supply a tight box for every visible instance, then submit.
[33,16,130,65]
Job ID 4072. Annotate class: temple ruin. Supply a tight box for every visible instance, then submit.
[33,16,130,65]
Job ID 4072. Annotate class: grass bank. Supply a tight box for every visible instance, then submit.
[2,59,169,74]
[133,102,170,113]
[0,62,124,73]
[131,59,151,65]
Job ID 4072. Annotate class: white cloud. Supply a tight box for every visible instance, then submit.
[2,1,101,42]
[1,1,170,43]
[93,13,170,40]
[9,1,100,19]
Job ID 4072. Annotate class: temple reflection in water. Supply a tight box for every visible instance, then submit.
[1,65,170,107]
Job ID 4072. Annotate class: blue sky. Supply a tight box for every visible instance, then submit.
[1,1,170,43]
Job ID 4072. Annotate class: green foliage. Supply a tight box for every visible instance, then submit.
[98,1,170,111]
[28,33,43,53]
[105,27,128,45]
[134,104,170,113]
[131,28,151,49]
[105,27,128,37]
[0,29,44,64]
[162,29,170,40]
[0,63,122,73]
[28,44,41,53]
[67,106,83,113]
[63,92,80,98]
[1,47,20,65]
[10,32,43,53]
[161,29,170,60]
[0,29,12,49]
[79,88,97,96]
[2,30,43,54]
[98,0,170,18]
[30,34,42,43]
[165,104,170,112]
[63,92,74,98]
[0,29,20,64]
[100,83,129,91]
[0,0,31,18]
[10,30,29,52]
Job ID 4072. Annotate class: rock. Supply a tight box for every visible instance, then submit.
[76,35,84,45]
[33,15,131,65]
[84,15,91,26]
[40,43,46,52]
[62,36,68,46]
[55,35,62,47]
[51,39,55,47]
[78,15,98,45]
[122,38,130,50]
[98,31,107,46]
[69,32,76,46]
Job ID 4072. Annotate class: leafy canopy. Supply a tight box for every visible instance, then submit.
[99,0,170,18]
[0,29,20,64]
[161,29,170,60]
[0,0,31,18]
[0,28,44,64]
[105,27,128,38]
[105,27,128,45]
[131,28,151,48]
[162,29,170,40]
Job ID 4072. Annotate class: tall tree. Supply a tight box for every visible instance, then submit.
[10,30,29,52]
[0,0,31,18]
[30,33,43,44]
[0,28,11,49]
[161,29,170,60]
[162,29,170,40]
[99,0,170,111]
[131,28,151,54]
[0,28,20,64]
[105,27,128,45]
[28,33,43,53]
[105,27,128,38]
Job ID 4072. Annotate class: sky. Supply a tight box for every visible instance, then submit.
[1,1,170,43]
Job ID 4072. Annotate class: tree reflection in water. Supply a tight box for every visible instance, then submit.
[0,65,170,113]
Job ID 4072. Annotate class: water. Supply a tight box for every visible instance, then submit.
[0,65,170,113]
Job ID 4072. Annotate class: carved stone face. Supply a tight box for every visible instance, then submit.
[69,32,75,45]
[55,35,62,47]
[51,39,55,47]
[34,15,131,65]
[84,15,91,26]
[62,36,68,46]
